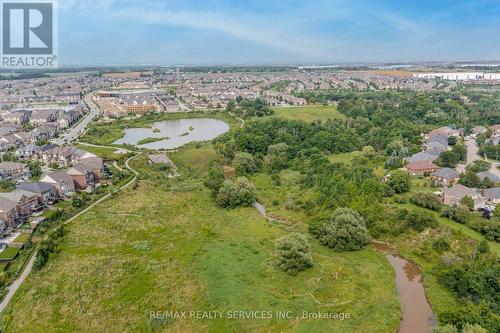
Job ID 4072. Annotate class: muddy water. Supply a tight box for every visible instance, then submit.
[372,242,436,333]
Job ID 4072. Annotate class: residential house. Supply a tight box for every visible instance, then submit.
[40,170,75,198]
[430,168,459,186]
[477,172,500,184]
[408,152,438,163]
[29,109,60,126]
[0,162,29,181]
[0,189,40,216]
[15,144,41,160]
[490,124,500,137]
[424,126,461,140]
[1,110,31,125]
[471,126,488,137]
[442,184,484,209]
[57,111,80,129]
[40,146,96,167]
[66,163,95,190]
[406,160,440,176]
[483,188,500,204]
[16,181,57,207]
[80,157,104,181]
[0,198,19,228]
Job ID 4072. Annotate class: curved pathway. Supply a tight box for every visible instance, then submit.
[0,154,140,313]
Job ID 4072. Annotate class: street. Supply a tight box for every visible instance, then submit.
[457,137,500,178]
[52,93,101,145]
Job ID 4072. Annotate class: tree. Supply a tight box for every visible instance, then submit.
[204,165,225,198]
[313,208,369,252]
[442,205,471,224]
[459,171,481,188]
[451,144,467,162]
[460,195,475,211]
[410,192,442,211]
[387,170,412,194]
[437,151,459,167]
[216,177,256,208]
[71,195,83,208]
[28,160,42,179]
[448,136,457,146]
[265,143,289,172]
[233,152,259,175]
[466,160,491,173]
[403,209,438,231]
[275,233,313,275]
[480,177,494,189]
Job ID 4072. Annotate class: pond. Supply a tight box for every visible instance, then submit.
[113,118,230,149]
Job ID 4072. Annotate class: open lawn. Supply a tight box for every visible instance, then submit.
[12,233,30,244]
[0,248,20,260]
[1,147,400,333]
[271,106,345,122]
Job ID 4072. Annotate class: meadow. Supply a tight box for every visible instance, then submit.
[1,146,401,333]
[271,105,345,122]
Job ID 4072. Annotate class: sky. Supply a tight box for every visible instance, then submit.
[58,0,500,66]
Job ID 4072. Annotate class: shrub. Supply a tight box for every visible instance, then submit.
[71,195,83,208]
[442,205,471,224]
[275,233,313,275]
[477,240,489,254]
[313,208,369,252]
[403,209,438,232]
[433,237,451,253]
[216,177,256,208]
[233,152,259,175]
[204,165,225,198]
[466,160,491,173]
[459,171,481,188]
[265,143,289,172]
[460,196,475,211]
[387,170,412,194]
[410,192,442,211]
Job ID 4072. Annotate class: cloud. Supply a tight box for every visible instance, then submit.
[61,0,335,61]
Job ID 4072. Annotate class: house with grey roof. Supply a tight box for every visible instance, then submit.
[483,188,500,204]
[0,189,39,217]
[471,126,488,136]
[16,181,57,207]
[477,171,500,184]
[40,170,75,198]
[408,152,438,163]
[430,168,459,186]
[442,184,484,210]
[0,162,29,181]
[0,198,19,228]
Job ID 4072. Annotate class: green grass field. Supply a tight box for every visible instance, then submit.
[0,248,20,260]
[271,106,346,122]
[0,148,400,333]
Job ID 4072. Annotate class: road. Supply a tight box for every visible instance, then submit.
[457,137,500,178]
[52,93,101,145]
[0,153,140,314]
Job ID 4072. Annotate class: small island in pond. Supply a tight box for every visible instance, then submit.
[137,136,169,145]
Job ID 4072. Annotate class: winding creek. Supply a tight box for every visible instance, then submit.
[372,241,436,333]
[253,202,436,333]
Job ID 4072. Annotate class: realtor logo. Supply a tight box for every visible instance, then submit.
[1,0,58,68]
